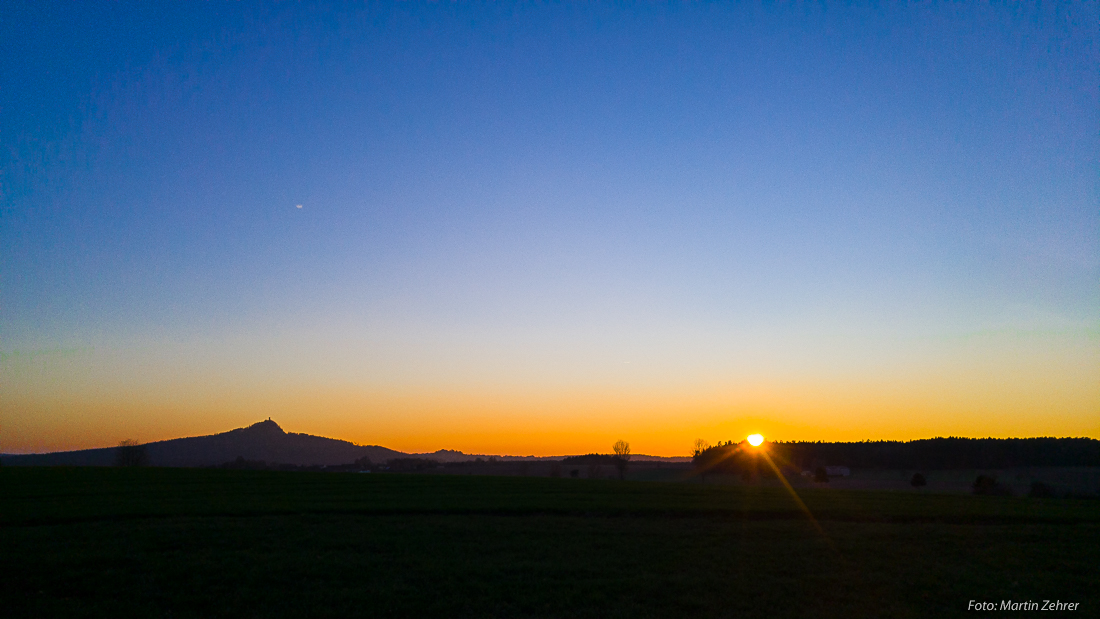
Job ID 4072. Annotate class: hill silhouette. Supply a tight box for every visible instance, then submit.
[2,421,692,467]
[2,419,406,467]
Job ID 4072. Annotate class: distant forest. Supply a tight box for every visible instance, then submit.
[695,438,1100,472]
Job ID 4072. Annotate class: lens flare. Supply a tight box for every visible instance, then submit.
[747,434,764,447]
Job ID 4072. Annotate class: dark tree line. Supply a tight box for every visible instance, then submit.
[561,454,617,465]
[692,441,771,481]
[693,437,1099,473]
[384,458,440,473]
[560,441,632,480]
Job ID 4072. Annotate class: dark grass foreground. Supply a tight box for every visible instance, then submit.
[2,468,1097,618]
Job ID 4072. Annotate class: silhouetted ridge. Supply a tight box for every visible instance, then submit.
[1,420,405,468]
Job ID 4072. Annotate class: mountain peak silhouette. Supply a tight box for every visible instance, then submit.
[0,418,405,467]
[240,418,285,437]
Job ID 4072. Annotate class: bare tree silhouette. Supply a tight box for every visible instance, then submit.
[692,438,710,456]
[115,439,148,467]
[612,440,631,480]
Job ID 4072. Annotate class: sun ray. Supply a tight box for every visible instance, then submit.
[758,447,838,553]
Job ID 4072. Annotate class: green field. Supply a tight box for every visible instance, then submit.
[3,468,1097,618]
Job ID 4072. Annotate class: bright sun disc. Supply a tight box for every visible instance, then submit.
[747,434,764,447]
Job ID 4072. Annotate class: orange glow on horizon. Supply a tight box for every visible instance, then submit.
[4,370,1098,456]
[3,327,1097,455]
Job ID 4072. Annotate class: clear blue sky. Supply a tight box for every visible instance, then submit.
[2,2,1097,454]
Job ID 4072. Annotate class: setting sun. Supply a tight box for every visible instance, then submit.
[747,434,764,447]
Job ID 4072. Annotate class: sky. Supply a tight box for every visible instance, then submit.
[2,2,1097,456]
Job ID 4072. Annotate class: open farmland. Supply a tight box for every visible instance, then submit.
[2,467,1097,618]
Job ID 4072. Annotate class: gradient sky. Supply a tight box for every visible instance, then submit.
[2,2,1097,456]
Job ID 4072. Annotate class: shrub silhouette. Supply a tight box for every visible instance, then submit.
[115,439,148,467]
[910,473,927,488]
[813,467,829,483]
[973,475,1012,496]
